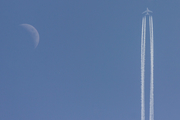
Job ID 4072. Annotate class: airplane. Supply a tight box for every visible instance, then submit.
[142,8,152,15]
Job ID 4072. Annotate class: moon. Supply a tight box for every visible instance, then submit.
[20,24,40,49]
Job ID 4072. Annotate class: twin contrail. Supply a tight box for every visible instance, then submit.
[141,9,154,120]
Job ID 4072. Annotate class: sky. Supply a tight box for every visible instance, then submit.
[1,0,180,120]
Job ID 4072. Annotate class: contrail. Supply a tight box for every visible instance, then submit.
[141,8,154,120]
[149,15,154,120]
[141,16,146,120]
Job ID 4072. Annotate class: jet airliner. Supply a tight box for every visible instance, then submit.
[142,8,152,15]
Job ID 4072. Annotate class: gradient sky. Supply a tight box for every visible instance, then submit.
[1,0,180,120]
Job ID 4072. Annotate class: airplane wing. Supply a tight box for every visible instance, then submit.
[142,11,147,14]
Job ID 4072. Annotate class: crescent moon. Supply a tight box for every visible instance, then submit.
[20,24,40,49]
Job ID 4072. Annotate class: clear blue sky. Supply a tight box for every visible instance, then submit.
[1,0,180,120]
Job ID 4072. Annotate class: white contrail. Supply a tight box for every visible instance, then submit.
[141,9,154,120]
[141,16,146,120]
[149,15,154,120]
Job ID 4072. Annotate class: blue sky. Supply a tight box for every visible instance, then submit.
[1,0,180,120]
